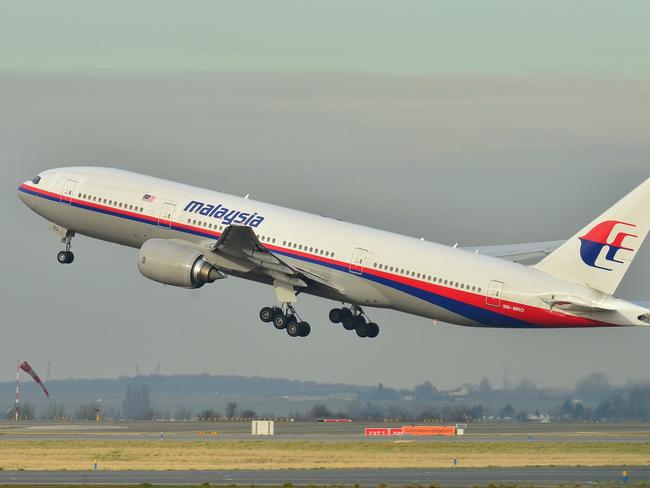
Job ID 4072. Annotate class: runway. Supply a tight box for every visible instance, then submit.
[3,420,650,443]
[0,467,647,486]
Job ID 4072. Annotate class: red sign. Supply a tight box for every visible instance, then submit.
[364,427,404,436]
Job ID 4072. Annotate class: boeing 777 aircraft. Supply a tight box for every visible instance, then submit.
[18,168,650,338]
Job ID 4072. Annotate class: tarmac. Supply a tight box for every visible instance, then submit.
[1,420,650,443]
[0,466,647,486]
[1,421,648,485]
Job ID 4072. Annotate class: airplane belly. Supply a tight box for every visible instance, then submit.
[29,198,151,248]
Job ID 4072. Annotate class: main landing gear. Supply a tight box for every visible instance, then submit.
[56,229,75,264]
[329,305,379,338]
[260,304,311,338]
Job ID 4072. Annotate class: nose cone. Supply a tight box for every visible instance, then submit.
[17,181,35,209]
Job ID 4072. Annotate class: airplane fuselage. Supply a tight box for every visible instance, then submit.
[18,167,649,329]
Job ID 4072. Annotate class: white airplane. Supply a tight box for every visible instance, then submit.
[18,167,650,337]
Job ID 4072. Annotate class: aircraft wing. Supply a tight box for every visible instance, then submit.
[462,240,564,265]
[209,225,343,295]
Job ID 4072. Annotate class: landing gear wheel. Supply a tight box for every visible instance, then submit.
[355,321,368,338]
[57,251,74,264]
[285,314,298,328]
[286,321,300,337]
[273,313,287,330]
[298,322,311,337]
[329,308,344,324]
[259,307,275,323]
[366,322,379,338]
[342,314,356,330]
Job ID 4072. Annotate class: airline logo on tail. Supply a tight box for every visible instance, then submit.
[578,220,637,271]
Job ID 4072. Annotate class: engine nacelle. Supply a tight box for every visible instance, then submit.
[138,239,225,288]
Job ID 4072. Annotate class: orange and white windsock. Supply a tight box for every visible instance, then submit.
[19,361,49,397]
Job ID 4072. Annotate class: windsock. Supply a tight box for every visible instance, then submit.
[19,361,49,397]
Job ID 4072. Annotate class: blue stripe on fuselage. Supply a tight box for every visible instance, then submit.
[22,185,535,328]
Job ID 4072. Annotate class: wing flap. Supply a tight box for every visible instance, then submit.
[212,225,342,293]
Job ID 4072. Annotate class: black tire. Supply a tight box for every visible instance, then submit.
[298,322,311,337]
[355,321,368,338]
[286,321,300,337]
[366,322,379,338]
[342,315,356,330]
[285,314,298,327]
[329,308,345,323]
[259,307,274,323]
[273,313,287,330]
[57,251,73,264]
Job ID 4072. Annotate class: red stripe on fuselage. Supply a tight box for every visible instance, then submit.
[19,183,614,327]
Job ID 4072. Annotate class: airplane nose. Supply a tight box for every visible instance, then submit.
[17,181,34,208]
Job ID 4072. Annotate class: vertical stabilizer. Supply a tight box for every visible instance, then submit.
[533,178,650,294]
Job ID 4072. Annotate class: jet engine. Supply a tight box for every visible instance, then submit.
[138,239,225,288]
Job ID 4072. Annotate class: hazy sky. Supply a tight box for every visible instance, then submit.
[1,1,649,389]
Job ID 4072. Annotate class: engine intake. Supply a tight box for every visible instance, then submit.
[138,239,225,288]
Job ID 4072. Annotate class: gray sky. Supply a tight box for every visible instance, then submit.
[1,1,649,389]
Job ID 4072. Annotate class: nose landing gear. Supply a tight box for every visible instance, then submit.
[56,229,76,264]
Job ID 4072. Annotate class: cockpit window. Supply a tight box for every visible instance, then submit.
[31,176,41,185]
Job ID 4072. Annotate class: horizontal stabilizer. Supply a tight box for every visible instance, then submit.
[539,293,617,313]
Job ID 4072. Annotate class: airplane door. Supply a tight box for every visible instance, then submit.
[486,280,504,307]
[349,247,368,275]
[60,179,77,205]
[158,202,176,228]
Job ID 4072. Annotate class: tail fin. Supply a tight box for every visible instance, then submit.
[533,178,650,295]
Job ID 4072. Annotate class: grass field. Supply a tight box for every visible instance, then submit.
[0,440,648,470]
